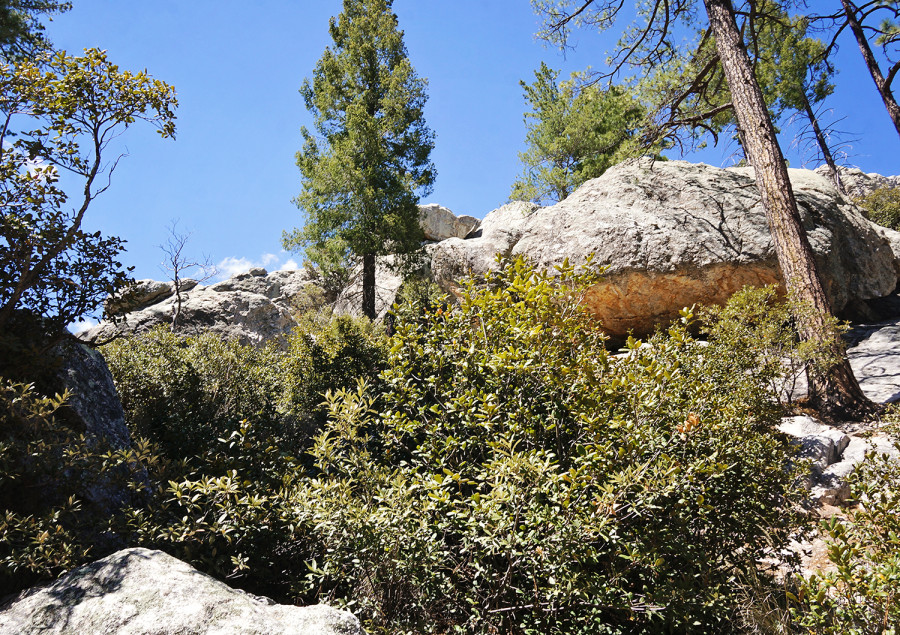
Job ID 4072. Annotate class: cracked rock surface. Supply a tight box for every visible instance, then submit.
[0,548,362,635]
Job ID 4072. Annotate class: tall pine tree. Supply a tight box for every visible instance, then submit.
[284,0,435,320]
[511,63,645,204]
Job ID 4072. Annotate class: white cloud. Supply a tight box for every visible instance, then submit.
[261,253,279,267]
[215,252,300,281]
[216,256,256,279]
[70,317,98,334]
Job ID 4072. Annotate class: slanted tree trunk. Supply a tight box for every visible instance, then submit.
[840,0,900,139]
[362,252,376,320]
[703,0,874,419]
[799,91,846,196]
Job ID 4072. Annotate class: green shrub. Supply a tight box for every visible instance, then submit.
[700,285,847,406]
[103,328,289,464]
[0,379,152,596]
[788,409,900,633]
[281,311,386,428]
[102,317,385,600]
[118,418,314,602]
[854,186,900,231]
[294,256,804,633]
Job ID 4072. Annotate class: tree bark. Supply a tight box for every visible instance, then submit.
[703,0,874,419]
[800,91,846,197]
[362,252,376,321]
[840,0,900,139]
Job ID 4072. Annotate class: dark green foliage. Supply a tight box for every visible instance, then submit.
[99,317,384,600]
[0,0,70,60]
[855,186,900,231]
[102,328,288,464]
[283,0,435,318]
[282,312,387,429]
[0,379,152,596]
[511,62,647,203]
[103,314,387,466]
[701,285,847,406]
[295,256,804,633]
[117,418,315,602]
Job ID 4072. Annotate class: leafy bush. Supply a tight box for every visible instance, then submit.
[789,410,900,633]
[104,315,386,464]
[102,316,385,599]
[294,256,804,633]
[103,327,288,463]
[854,186,900,231]
[700,285,847,406]
[281,311,386,430]
[0,379,151,596]
[117,418,314,601]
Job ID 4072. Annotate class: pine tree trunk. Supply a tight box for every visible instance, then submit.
[800,91,846,196]
[362,252,376,321]
[841,0,900,139]
[703,0,874,419]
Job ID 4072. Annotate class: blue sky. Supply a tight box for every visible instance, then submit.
[47,1,899,296]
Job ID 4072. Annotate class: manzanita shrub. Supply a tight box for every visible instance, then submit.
[294,256,804,634]
[100,316,385,600]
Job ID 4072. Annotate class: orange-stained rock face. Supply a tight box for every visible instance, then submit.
[431,159,900,338]
[582,264,783,337]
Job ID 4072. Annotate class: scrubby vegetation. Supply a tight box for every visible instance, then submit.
[855,186,900,231]
[788,409,900,634]
[2,257,900,633]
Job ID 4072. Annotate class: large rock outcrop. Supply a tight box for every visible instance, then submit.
[0,548,362,635]
[87,161,900,344]
[432,160,900,338]
[816,164,900,198]
[419,203,479,241]
[51,341,146,520]
[81,268,324,347]
[54,340,133,451]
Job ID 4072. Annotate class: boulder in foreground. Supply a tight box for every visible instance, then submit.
[0,548,362,635]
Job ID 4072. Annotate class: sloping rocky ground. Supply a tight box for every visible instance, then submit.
[778,311,900,506]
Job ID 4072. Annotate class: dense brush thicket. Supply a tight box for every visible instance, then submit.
[2,257,898,633]
[855,186,900,231]
[290,258,804,633]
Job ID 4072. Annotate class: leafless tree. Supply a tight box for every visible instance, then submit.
[159,220,217,331]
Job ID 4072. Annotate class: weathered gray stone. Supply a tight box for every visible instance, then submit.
[430,201,538,291]
[82,269,322,348]
[419,203,480,242]
[845,318,900,404]
[51,341,146,521]
[780,409,900,505]
[55,341,132,451]
[0,548,362,635]
[105,280,173,316]
[778,415,850,475]
[434,160,899,338]
[816,165,900,199]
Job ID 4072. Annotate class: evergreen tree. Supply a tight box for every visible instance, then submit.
[511,63,645,203]
[0,0,69,60]
[283,0,435,320]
